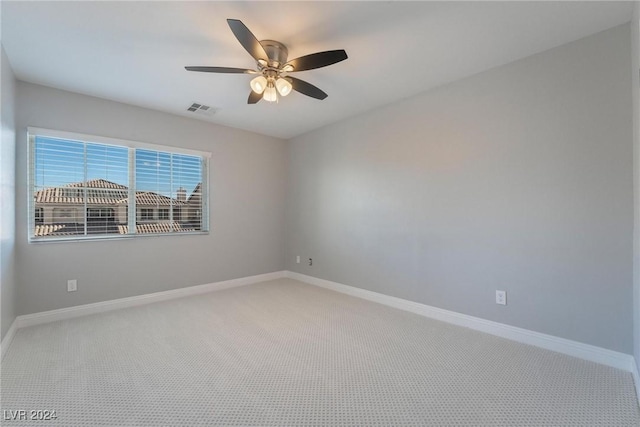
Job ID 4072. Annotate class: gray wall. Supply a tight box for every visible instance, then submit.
[15,83,287,315]
[1,46,17,340]
[632,3,640,375]
[286,24,634,354]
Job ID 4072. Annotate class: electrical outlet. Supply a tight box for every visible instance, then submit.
[308,258,313,266]
[496,290,506,305]
[67,279,77,292]
[296,256,300,264]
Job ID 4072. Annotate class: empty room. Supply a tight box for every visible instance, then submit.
[1,1,639,425]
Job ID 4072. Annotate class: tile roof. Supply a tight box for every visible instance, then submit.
[118,223,196,234]
[34,187,128,204]
[34,180,188,206]
[67,179,128,189]
[116,192,186,206]
[188,183,202,202]
[33,224,81,237]
[35,222,197,237]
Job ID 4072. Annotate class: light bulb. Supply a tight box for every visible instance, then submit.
[250,76,267,94]
[282,64,294,72]
[276,78,293,97]
[263,83,277,102]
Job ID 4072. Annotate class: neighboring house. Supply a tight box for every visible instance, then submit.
[187,182,202,227]
[34,179,202,236]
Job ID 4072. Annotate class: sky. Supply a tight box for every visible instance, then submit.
[35,136,202,198]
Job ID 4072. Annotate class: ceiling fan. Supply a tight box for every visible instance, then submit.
[185,19,348,104]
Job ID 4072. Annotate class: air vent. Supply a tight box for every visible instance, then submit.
[186,102,216,116]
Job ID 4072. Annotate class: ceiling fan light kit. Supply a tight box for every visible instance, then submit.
[263,81,278,102]
[185,19,348,104]
[275,78,292,97]
[250,76,267,94]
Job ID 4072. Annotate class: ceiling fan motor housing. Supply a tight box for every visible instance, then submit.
[260,40,288,68]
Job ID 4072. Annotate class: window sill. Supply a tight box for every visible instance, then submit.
[28,231,210,244]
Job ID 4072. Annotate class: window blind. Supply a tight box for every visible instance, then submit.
[28,128,209,242]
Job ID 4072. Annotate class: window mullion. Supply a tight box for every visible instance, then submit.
[83,143,88,236]
[170,154,174,232]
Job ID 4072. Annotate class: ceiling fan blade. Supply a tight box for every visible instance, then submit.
[227,19,269,62]
[185,66,255,74]
[248,91,263,104]
[285,50,348,72]
[287,77,328,100]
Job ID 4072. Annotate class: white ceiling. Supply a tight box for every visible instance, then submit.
[1,1,634,139]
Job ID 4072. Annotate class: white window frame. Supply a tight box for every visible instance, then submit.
[28,127,211,243]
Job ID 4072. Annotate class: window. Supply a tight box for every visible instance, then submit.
[29,128,210,241]
[158,208,169,220]
[87,208,114,219]
[140,208,154,221]
[35,208,43,224]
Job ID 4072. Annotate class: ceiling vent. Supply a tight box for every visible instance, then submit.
[186,102,216,116]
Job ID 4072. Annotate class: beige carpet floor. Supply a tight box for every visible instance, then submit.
[1,278,639,426]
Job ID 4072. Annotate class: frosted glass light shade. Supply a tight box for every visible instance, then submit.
[263,84,277,102]
[275,78,292,96]
[250,76,267,94]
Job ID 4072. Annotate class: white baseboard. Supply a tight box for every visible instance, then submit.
[5,269,639,406]
[15,271,286,330]
[286,271,637,374]
[1,319,18,360]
